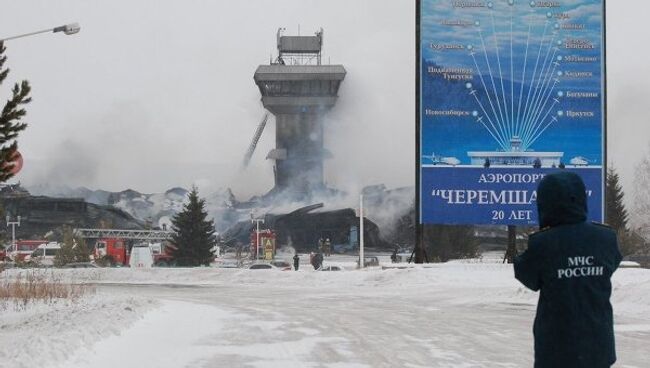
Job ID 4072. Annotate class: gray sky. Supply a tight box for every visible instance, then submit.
[1,0,414,199]
[0,1,647,205]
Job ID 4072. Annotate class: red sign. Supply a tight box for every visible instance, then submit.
[3,151,23,175]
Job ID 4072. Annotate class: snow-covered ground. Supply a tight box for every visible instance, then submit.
[0,294,157,368]
[1,257,649,367]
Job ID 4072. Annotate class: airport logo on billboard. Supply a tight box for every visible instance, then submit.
[419,0,604,225]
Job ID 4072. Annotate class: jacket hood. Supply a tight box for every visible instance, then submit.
[536,171,587,229]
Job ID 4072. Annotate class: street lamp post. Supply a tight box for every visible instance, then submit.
[0,22,78,258]
[250,213,265,260]
[359,194,365,269]
[0,23,81,42]
[6,215,21,253]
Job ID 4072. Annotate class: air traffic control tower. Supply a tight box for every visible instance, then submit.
[254,28,346,198]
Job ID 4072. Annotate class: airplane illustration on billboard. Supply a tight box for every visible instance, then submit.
[422,153,461,166]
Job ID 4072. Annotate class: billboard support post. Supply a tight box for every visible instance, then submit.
[415,0,423,263]
[504,225,517,264]
[414,225,425,264]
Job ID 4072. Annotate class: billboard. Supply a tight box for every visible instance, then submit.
[418,0,605,225]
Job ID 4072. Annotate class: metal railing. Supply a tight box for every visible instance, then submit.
[74,228,173,241]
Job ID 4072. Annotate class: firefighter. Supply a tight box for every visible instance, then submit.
[310,251,323,270]
[309,252,316,269]
[514,172,622,368]
[235,242,242,259]
[293,253,300,271]
[324,238,331,257]
[315,252,324,270]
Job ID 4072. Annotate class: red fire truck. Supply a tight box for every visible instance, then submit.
[93,238,176,267]
[75,229,176,267]
[250,229,276,260]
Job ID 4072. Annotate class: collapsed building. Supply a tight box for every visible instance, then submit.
[221,203,387,252]
[0,184,143,241]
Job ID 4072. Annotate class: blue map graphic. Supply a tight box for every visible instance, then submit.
[419,0,605,225]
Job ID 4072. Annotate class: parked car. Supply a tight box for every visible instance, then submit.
[624,255,650,268]
[393,253,413,263]
[357,256,380,268]
[215,258,242,268]
[321,265,343,271]
[248,263,278,270]
[269,260,292,271]
[63,262,99,269]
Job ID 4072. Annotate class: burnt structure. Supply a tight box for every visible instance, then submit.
[221,203,387,252]
[254,28,346,198]
[0,185,143,240]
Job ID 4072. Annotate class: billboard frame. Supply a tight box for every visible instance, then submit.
[415,0,608,251]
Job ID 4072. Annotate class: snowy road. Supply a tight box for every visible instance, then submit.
[54,264,650,368]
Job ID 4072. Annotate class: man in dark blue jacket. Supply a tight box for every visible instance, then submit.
[514,171,622,368]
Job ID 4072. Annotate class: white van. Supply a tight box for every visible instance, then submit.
[129,242,154,268]
[25,242,61,266]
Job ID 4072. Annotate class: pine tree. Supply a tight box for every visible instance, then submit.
[424,224,480,262]
[54,226,76,267]
[606,166,628,231]
[0,42,31,183]
[73,236,90,262]
[608,165,647,256]
[170,187,217,266]
[387,200,416,246]
[632,151,650,229]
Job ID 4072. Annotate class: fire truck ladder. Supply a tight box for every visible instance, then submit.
[241,112,270,169]
[74,229,173,241]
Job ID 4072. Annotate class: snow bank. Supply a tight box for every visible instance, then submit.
[611,268,650,318]
[5,262,648,317]
[0,294,157,368]
[60,300,234,368]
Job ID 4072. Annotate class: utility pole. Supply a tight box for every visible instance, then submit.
[359,194,365,269]
[6,215,21,252]
[250,213,265,260]
[504,225,518,263]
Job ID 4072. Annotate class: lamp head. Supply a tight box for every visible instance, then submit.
[53,23,81,35]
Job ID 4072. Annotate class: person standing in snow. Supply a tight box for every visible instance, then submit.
[309,252,316,269]
[293,253,300,271]
[324,238,331,257]
[391,246,398,263]
[514,172,622,368]
[235,242,242,259]
[311,252,323,270]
